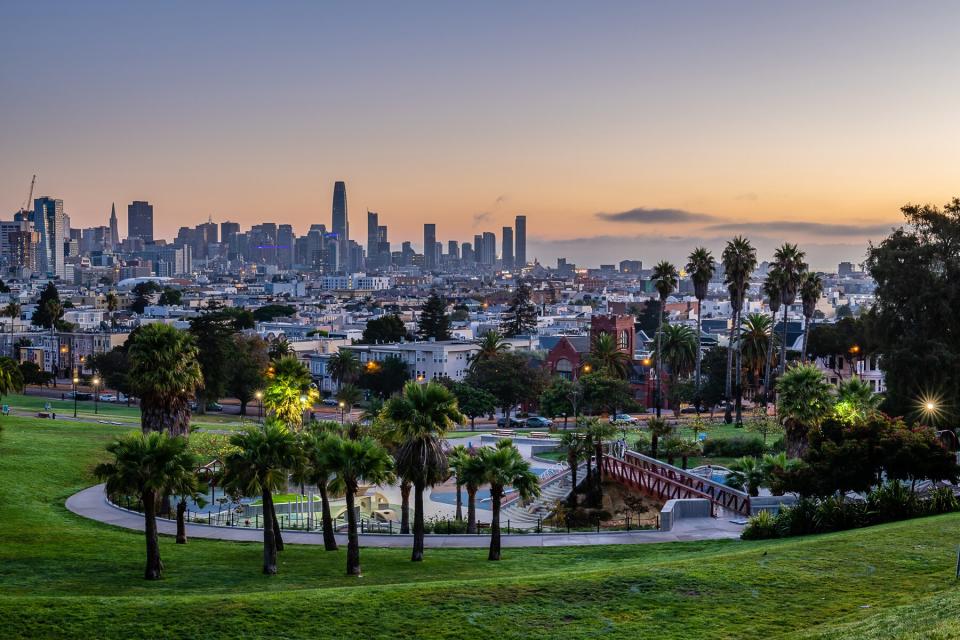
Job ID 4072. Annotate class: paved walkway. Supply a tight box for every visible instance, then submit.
[66,484,744,548]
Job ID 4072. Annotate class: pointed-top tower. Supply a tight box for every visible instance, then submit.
[109,203,119,251]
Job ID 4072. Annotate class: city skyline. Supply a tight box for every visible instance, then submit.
[3,2,959,268]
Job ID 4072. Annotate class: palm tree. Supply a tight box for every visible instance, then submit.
[560,430,585,505]
[264,356,317,431]
[721,236,757,424]
[328,350,360,390]
[727,456,765,497]
[772,243,808,375]
[94,431,196,579]
[647,417,673,459]
[298,429,340,551]
[268,337,294,361]
[586,419,616,499]
[655,324,698,380]
[799,272,824,363]
[478,440,540,561]
[44,299,63,335]
[4,302,20,356]
[776,363,834,457]
[650,261,679,417]
[383,381,464,562]
[105,292,119,328]
[327,435,394,576]
[221,422,299,575]
[586,332,629,379]
[836,377,882,412]
[762,268,785,406]
[448,444,471,521]
[470,330,509,371]
[128,324,204,436]
[460,454,486,534]
[739,313,773,397]
[0,357,24,403]
[675,438,702,470]
[686,247,715,407]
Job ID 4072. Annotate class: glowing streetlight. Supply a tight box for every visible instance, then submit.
[339,400,346,425]
[255,391,263,422]
[72,377,79,418]
[92,376,101,414]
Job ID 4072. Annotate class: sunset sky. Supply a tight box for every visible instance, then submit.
[2,1,958,268]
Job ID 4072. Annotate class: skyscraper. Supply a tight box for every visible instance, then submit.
[127,201,154,242]
[501,226,514,269]
[33,197,66,278]
[367,211,379,267]
[331,181,349,271]
[515,215,526,267]
[108,203,119,251]
[448,240,459,260]
[481,231,496,265]
[423,223,437,270]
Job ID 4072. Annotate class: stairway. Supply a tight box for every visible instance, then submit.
[500,463,587,529]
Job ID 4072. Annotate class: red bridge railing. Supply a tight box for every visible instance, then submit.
[601,450,751,516]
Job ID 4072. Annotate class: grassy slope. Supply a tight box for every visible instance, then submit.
[1,418,959,639]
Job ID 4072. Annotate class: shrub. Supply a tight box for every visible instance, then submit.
[768,436,786,453]
[775,498,820,537]
[814,496,867,532]
[702,436,764,458]
[928,487,959,515]
[741,510,779,540]
[867,480,918,523]
[633,431,651,454]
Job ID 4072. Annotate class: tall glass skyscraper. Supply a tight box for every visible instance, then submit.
[423,223,437,269]
[515,215,527,267]
[127,201,154,242]
[332,181,349,271]
[33,197,66,279]
[501,226,514,269]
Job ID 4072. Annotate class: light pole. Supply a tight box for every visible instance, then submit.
[72,377,79,418]
[339,400,346,425]
[92,376,100,414]
[255,391,263,423]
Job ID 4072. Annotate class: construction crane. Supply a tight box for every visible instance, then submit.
[20,174,36,214]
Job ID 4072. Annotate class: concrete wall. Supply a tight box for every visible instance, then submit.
[660,499,711,531]
[749,495,797,515]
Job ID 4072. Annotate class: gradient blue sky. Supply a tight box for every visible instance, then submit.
[2,1,958,268]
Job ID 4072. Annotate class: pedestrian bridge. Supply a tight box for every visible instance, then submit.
[601,450,751,516]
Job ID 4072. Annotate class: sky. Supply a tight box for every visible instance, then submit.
[2,1,959,269]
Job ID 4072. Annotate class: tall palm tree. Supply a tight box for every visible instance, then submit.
[0,357,24,403]
[328,350,360,389]
[327,435,394,577]
[263,356,316,431]
[298,429,340,551]
[128,323,204,436]
[772,243,807,375]
[470,330,509,371]
[586,332,629,379]
[586,419,616,499]
[4,302,20,357]
[686,247,715,407]
[460,453,486,534]
[650,261,679,417]
[799,271,824,363]
[762,267,785,406]
[94,431,196,579]
[739,313,773,397]
[221,422,299,575]
[560,430,585,505]
[655,324,698,380]
[776,363,834,458]
[383,381,464,562]
[721,236,757,424]
[448,444,471,521]
[479,440,540,561]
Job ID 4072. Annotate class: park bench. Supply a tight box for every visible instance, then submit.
[37,412,51,418]
[528,432,550,439]
[493,429,515,438]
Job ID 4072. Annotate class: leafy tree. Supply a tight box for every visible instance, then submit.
[699,346,729,414]
[31,282,62,329]
[465,351,545,420]
[336,383,362,420]
[745,408,783,445]
[252,304,297,322]
[221,422,299,575]
[580,372,633,416]
[95,432,196,579]
[18,360,52,387]
[478,440,540,560]
[128,324,203,436]
[157,287,182,306]
[361,314,409,344]
[189,312,241,412]
[357,356,410,398]
[328,435,394,576]
[449,381,497,429]
[129,281,162,314]
[539,377,575,426]
[630,301,660,336]
[227,335,269,416]
[500,282,538,337]
[417,292,452,341]
[776,364,834,457]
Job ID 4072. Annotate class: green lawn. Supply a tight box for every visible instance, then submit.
[1,417,960,639]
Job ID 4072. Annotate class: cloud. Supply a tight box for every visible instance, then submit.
[705,220,897,236]
[472,211,492,225]
[595,207,717,224]
[495,194,507,205]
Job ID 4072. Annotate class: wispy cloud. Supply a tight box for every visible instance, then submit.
[472,211,491,225]
[595,207,717,224]
[705,220,897,236]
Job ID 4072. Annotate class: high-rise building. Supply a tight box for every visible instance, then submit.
[367,211,379,267]
[34,197,67,278]
[127,201,154,243]
[277,224,295,269]
[423,224,437,270]
[332,181,349,271]
[447,240,459,260]
[108,203,119,251]
[461,242,474,264]
[515,215,526,267]
[481,231,496,265]
[220,222,240,258]
[501,226,514,269]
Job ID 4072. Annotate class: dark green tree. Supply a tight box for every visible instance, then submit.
[357,356,410,398]
[465,351,545,420]
[500,282,538,337]
[157,287,182,306]
[227,335,269,416]
[361,314,409,344]
[129,281,162,314]
[449,381,497,430]
[189,312,240,412]
[31,282,63,329]
[539,377,575,426]
[580,373,634,415]
[252,304,297,322]
[417,293,451,341]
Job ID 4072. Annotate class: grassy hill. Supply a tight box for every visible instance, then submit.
[1,417,959,639]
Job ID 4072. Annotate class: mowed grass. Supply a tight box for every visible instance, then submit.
[1,418,960,639]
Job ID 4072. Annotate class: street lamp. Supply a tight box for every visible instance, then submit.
[339,400,346,425]
[92,377,100,414]
[255,391,263,423]
[72,377,79,418]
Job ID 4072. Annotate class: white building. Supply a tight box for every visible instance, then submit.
[344,339,480,384]
[320,273,391,291]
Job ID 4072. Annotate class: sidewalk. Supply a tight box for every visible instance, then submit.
[66,484,744,548]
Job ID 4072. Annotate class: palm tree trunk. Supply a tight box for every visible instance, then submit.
[568,450,578,506]
[764,310,776,407]
[594,440,604,497]
[466,486,478,534]
[651,433,659,459]
[143,490,162,580]
[656,298,665,418]
[176,498,187,544]
[724,308,736,424]
[694,297,703,410]
[400,480,411,534]
[262,489,278,575]
[411,482,425,562]
[318,483,338,551]
[271,499,284,551]
[780,305,789,375]
[801,314,811,364]
[584,436,593,488]
[455,481,463,521]
[735,311,744,426]
[488,487,503,561]
[345,487,361,576]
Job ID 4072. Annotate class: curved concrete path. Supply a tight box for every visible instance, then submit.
[66,484,743,548]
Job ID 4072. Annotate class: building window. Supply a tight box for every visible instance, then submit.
[555,358,573,381]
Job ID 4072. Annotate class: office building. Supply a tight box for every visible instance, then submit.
[34,197,67,278]
[515,215,526,267]
[481,231,496,265]
[108,203,119,251]
[332,181,349,271]
[423,224,437,270]
[501,226,514,269]
[367,211,379,267]
[447,240,459,261]
[127,201,154,243]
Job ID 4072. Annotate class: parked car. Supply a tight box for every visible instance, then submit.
[206,402,223,412]
[496,416,524,428]
[98,393,117,402]
[321,397,339,406]
[609,414,639,424]
[526,416,553,429]
[66,391,93,401]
